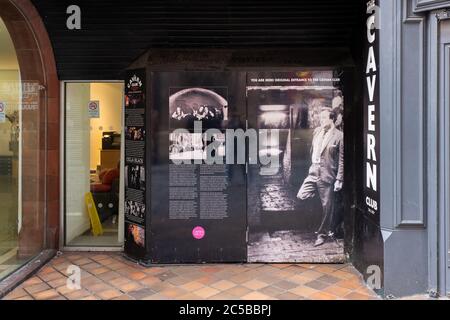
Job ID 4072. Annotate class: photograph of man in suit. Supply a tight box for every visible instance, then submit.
[297,107,344,247]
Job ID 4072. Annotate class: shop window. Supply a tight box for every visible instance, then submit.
[0,16,47,280]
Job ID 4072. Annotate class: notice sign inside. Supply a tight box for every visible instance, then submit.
[0,102,5,123]
[364,0,380,219]
[88,100,100,118]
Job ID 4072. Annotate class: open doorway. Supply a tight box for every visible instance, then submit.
[64,82,125,248]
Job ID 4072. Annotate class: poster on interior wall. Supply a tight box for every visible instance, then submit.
[124,68,148,261]
[246,70,346,263]
[88,100,100,118]
[150,72,247,263]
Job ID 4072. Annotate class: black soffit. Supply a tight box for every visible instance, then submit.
[30,0,364,80]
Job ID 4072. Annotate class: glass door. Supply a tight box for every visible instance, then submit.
[64,82,125,248]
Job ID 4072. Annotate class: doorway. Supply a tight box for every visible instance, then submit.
[63,82,125,249]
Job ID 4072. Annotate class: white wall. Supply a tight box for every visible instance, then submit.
[65,83,91,244]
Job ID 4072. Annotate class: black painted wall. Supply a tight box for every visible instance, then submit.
[31,0,364,80]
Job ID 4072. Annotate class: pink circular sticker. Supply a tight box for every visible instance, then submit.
[192,226,205,240]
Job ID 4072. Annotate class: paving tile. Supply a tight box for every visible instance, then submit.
[276,292,305,300]
[39,266,57,275]
[128,288,156,300]
[97,289,123,300]
[24,282,51,295]
[241,292,272,300]
[160,287,188,299]
[22,277,43,286]
[96,271,122,282]
[289,285,319,297]
[40,272,64,282]
[336,279,364,290]
[109,277,130,288]
[242,279,268,291]
[177,293,203,300]
[147,281,176,293]
[167,276,192,286]
[155,271,178,282]
[258,286,286,298]
[47,277,68,288]
[272,280,298,291]
[89,267,110,275]
[128,271,147,281]
[209,293,240,300]
[194,287,221,299]
[308,292,339,300]
[323,285,353,297]
[257,274,283,285]
[344,292,374,300]
[224,286,252,297]
[210,280,237,291]
[180,281,205,292]
[304,280,331,291]
[197,276,220,286]
[113,295,134,300]
[288,274,312,285]
[81,295,100,300]
[4,288,29,300]
[317,274,341,285]
[115,281,144,293]
[15,295,34,300]
[300,270,324,280]
[64,289,92,300]
[139,276,162,287]
[33,289,61,300]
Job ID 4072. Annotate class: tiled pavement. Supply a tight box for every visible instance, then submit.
[2,252,379,300]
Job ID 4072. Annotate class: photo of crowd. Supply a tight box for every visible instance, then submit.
[125,126,145,141]
[125,200,145,220]
[169,87,229,130]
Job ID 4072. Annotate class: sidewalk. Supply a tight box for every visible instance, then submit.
[2,252,379,300]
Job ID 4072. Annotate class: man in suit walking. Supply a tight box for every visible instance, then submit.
[297,107,344,247]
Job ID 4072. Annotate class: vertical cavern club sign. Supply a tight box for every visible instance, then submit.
[364,0,380,220]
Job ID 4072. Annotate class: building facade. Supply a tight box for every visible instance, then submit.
[0,0,449,298]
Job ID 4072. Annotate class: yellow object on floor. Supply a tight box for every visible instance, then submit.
[85,192,103,236]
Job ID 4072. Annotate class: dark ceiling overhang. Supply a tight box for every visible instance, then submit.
[30,0,365,80]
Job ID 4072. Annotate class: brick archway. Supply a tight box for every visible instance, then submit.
[0,0,59,253]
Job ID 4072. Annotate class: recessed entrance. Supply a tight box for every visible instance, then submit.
[63,82,125,248]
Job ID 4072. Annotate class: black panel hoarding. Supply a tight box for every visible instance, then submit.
[364,0,380,224]
[124,69,149,262]
[126,69,353,264]
[150,72,247,263]
[246,71,347,263]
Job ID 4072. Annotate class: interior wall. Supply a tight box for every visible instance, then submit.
[89,83,124,171]
[65,83,91,244]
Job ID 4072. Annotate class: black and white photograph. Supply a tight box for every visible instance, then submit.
[247,71,346,263]
[169,132,225,162]
[125,164,145,190]
[169,87,229,130]
[125,200,146,220]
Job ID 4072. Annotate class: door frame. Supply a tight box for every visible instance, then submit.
[60,80,126,251]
